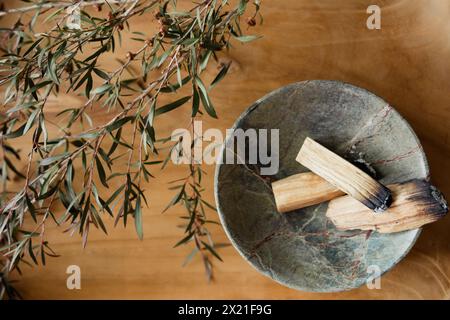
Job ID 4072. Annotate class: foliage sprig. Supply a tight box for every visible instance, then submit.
[0,0,261,299]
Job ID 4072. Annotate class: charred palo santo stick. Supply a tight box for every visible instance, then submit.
[326,179,448,233]
[296,137,392,212]
[272,172,344,213]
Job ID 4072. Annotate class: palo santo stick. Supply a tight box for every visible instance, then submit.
[272,172,344,213]
[296,137,392,212]
[326,179,448,233]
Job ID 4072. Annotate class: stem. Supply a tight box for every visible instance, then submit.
[0,0,138,17]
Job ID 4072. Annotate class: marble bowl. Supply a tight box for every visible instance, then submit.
[214,80,428,292]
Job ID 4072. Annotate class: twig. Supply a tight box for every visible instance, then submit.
[0,0,138,17]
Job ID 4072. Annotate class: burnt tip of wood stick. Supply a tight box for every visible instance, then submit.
[365,185,392,213]
[326,179,448,233]
[406,179,448,218]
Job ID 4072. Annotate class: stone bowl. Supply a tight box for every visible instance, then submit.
[214,80,428,292]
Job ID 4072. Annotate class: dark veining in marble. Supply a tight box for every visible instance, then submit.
[214,80,429,292]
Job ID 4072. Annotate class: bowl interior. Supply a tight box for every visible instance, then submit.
[214,80,428,292]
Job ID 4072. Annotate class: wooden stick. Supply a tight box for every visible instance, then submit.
[272,172,344,213]
[296,137,392,212]
[326,179,448,233]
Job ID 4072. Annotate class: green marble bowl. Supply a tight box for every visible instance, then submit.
[214,80,428,292]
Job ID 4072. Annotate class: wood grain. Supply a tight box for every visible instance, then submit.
[272,172,344,213]
[296,137,392,212]
[2,0,450,299]
[326,180,448,233]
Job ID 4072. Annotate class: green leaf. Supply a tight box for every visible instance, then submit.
[98,148,112,170]
[134,197,143,240]
[200,199,217,211]
[199,50,212,71]
[105,185,125,206]
[210,62,231,89]
[195,77,217,118]
[93,68,110,81]
[3,144,20,160]
[147,99,156,127]
[90,204,108,234]
[44,7,65,23]
[48,53,60,84]
[105,116,134,132]
[85,74,93,97]
[58,191,84,225]
[162,186,185,213]
[7,101,42,114]
[5,123,26,138]
[201,241,223,262]
[192,85,200,117]
[91,184,112,216]
[176,65,182,88]
[28,240,38,265]
[182,248,199,267]
[238,0,248,14]
[37,184,59,200]
[76,132,100,139]
[181,37,199,46]
[143,160,163,165]
[84,44,107,62]
[156,48,172,68]
[95,156,109,188]
[73,71,91,92]
[31,80,53,92]
[155,96,191,116]
[173,231,194,248]
[92,84,112,95]
[160,75,191,93]
[23,38,43,57]
[233,35,262,43]
[196,8,203,30]
[40,153,69,166]
[107,127,122,156]
[25,195,37,223]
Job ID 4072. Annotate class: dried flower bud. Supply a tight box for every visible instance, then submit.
[217,62,226,70]
[246,17,256,27]
[145,38,154,46]
[159,25,168,37]
[95,4,103,12]
[154,10,163,19]
[126,51,135,60]
[160,17,171,25]
[64,63,73,74]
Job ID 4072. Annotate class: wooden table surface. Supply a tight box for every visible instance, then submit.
[4,0,450,299]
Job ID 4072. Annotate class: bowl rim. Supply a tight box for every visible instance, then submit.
[214,79,429,293]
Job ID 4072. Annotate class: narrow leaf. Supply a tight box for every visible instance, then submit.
[155,96,191,116]
[210,62,231,89]
[233,35,262,43]
[134,197,143,240]
[95,156,109,188]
